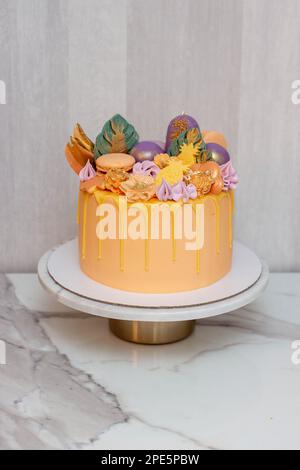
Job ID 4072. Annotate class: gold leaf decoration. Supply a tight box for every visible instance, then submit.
[169,116,189,141]
[104,120,127,153]
[73,123,94,152]
[186,128,201,145]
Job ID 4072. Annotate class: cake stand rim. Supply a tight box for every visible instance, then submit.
[37,242,269,322]
[45,238,264,308]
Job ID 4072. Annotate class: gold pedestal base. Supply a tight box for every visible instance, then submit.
[109,319,195,345]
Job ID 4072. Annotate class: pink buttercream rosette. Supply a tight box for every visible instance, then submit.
[133,160,160,178]
[156,179,173,201]
[172,181,197,202]
[156,179,197,202]
[220,161,239,191]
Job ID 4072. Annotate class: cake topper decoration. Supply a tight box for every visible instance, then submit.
[120,174,156,202]
[202,130,228,149]
[210,176,224,194]
[130,141,164,163]
[220,161,239,191]
[156,179,173,201]
[178,142,201,166]
[189,161,224,196]
[65,124,94,175]
[155,160,185,187]
[73,123,94,153]
[80,174,106,193]
[171,181,197,203]
[167,127,210,160]
[154,153,171,169]
[105,169,130,194]
[95,153,135,173]
[190,170,214,195]
[133,160,160,178]
[67,113,237,200]
[94,114,139,159]
[166,113,200,151]
[156,178,197,202]
[79,160,96,181]
[205,142,230,166]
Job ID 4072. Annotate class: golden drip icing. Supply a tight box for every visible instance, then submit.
[81,192,89,259]
[218,192,232,254]
[94,190,104,206]
[218,191,233,249]
[197,195,219,254]
[118,195,126,272]
[191,201,201,274]
[93,191,105,260]
[193,192,233,272]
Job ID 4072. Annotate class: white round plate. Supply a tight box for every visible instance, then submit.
[38,239,269,322]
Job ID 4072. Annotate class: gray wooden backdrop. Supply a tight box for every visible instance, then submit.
[0,0,299,272]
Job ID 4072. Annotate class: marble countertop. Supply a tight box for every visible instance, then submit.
[0,273,300,450]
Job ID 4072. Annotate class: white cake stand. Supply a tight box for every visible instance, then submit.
[38,239,269,344]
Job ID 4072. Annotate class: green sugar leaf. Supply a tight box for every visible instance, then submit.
[94,114,139,159]
[167,127,208,157]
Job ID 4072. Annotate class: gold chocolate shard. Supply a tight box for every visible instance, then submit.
[73,123,94,152]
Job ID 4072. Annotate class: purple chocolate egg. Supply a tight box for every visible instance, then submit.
[130,141,164,163]
[206,143,230,165]
[166,114,200,150]
[153,140,166,151]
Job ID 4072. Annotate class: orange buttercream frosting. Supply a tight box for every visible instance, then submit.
[77,189,234,293]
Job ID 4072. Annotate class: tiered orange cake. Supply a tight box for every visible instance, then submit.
[65,114,238,293]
